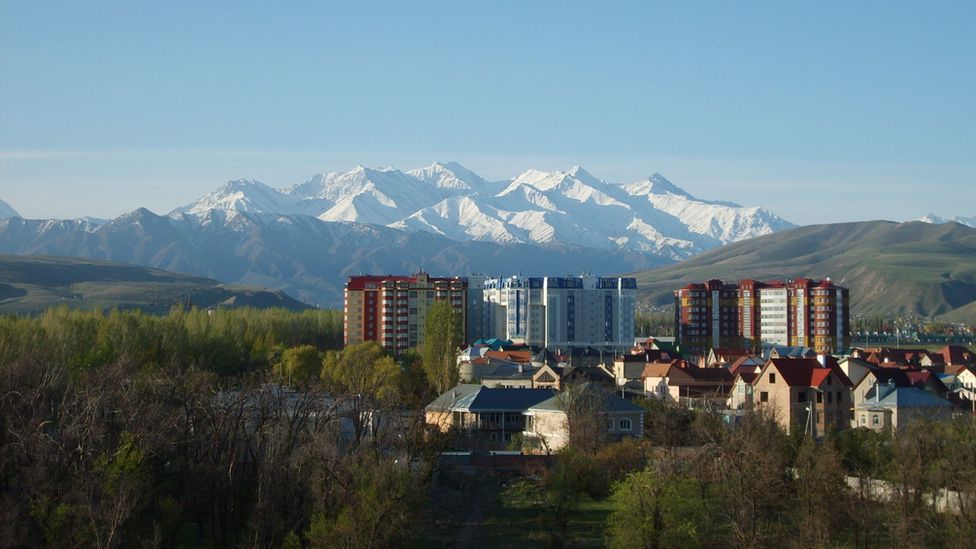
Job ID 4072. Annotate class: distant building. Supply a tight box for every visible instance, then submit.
[344,272,471,354]
[483,275,638,351]
[674,278,850,356]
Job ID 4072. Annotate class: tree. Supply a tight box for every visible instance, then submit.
[277,344,322,383]
[790,438,847,548]
[713,411,790,548]
[606,465,698,549]
[420,300,462,394]
[558,382,610,454]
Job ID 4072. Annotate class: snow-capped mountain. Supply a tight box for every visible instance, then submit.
[0,198,20,219]
[172,162,794,259]
[917,213,976,228]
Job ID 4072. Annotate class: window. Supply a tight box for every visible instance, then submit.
[619,418,633,431]
[872,415,879,425]
[606,419,614,431]
[760,391,769,403]
[861,415,866,425]
[769,373,776,384]
[798,391,807,403]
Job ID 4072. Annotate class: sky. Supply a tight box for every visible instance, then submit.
[1,1,974,225]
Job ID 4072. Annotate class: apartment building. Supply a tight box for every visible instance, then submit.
[344,272,470,354]
[482,275,637,351]
[675,278,850,356]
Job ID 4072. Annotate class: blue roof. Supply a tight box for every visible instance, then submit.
[861,386,953,409]
[454,386,556,412]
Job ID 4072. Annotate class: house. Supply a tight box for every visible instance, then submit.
[944,364,976,402]
[763,344,816,360]
[425,384,556,450]
[851,368,951,418]
[706,348,753,367]
[522,385,645,453]
[642,362,678,401]
[532,363,563,390]
[727,371,759,411]
[612,349,675,390]
[478,362,538,388]
[530,363,615,391]
[937,345,975,367]
[641,362,733,407]
[751,358,853,436]
[854,381,954,432]
[838,356,876,387]
[728,354,764,376]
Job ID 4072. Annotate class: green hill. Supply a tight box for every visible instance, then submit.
[0,254,311,314]
[628,221,976,321]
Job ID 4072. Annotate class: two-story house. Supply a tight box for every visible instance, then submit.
[751,358,853,436]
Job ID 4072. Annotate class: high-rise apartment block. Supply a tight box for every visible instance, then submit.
[675,278,850,356]
[483,275,638,350]
[344,272,471,354]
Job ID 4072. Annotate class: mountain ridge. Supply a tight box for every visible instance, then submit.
[0,253,310,314]
[628,220,976,321]
[172,162,794,260]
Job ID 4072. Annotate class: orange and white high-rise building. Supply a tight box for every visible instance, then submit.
[344,272,476,354]
[675,278,849,356]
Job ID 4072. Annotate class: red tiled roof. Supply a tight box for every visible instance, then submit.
[939,345,974,366]
[738,371,759,384]
[764,358,852,388]
[485,350,533,364]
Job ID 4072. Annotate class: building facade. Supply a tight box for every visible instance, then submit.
[675,278,850,356]
[344,272,470,354]
[483,275,638,351]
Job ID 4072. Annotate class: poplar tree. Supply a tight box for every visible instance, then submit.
[421,300,462,394]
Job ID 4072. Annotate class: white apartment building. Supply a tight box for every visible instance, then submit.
[483,275,637,350]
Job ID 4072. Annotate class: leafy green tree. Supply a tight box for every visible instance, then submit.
[420,300,462,394]
[606,467,698,549]
[276,344,322,382]
[320,341,402,402]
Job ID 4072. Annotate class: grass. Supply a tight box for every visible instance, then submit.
[481,478,613,548]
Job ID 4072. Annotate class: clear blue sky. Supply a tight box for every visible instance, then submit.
[1,1,974,225]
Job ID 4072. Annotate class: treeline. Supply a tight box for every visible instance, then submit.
[532,406,976,548]
[0,306,343,376]
[0,306,449,548]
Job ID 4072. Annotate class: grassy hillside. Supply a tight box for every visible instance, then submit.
[628,221,976,321]
[0,254,311,314]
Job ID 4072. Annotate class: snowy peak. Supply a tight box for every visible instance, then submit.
[174,162,795,259]
[625,173,695,199]
[0,198,20,219]
[407,161,492,192]
[172,179,292,217]
[917,213,976,228]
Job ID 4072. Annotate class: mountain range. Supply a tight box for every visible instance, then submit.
[172,162,794,258]
[0,163,793,306]
[629,220,976,321]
